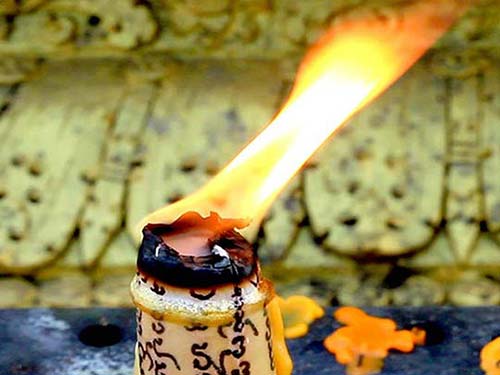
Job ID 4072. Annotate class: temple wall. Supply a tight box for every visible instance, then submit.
[1,0,500,307]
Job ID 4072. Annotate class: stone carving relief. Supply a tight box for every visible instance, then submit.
[274,0,374,46]
[160,0,234,38]
[0,0,158,52]
[304,64,446,258]
[0,0,497,58]
[9,12,75,46]
[0,0,500,310]
[152,0,273,55]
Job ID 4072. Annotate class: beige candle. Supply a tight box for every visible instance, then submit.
[130,213,292,375]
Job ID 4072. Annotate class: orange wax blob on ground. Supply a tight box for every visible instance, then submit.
[277,295,325,339]
[480,337,500,375]
[410,327,427,346]
[324,307,426,375]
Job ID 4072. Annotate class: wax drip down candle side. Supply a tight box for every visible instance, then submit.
[130,1,470,374]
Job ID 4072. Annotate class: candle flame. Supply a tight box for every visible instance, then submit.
[139,0,470,239]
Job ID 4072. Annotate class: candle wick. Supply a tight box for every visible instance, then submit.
[154,244,162,257]
[212,244,229,258]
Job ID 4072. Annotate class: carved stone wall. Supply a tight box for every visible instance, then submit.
[1,1,500,307]
[0,51,500,307]
[0,0,499,61]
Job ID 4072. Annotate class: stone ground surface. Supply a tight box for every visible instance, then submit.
[0,307,498,375]
[0,50,500,307]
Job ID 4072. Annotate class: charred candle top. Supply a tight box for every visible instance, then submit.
[137,212,257,288]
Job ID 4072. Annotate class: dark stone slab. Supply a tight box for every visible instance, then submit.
[0,308,136,375]
[289,306,498,375]
[0,307,498,375]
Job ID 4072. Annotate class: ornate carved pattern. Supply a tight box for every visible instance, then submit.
[9,11,75,46]
[0,0,158,52]
[305,62,446,257]
[0,61,125,273]
[0,1,498,58]
[1,54,500,273]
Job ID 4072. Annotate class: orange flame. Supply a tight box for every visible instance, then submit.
[139,0,469,238]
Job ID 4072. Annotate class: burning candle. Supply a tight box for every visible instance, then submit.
[130,212,292,375]
[131,1,469,374]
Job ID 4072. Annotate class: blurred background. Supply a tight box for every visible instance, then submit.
[0,0,500,309]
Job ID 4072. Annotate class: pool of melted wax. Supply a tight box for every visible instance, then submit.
[0,307,498,375]
[156,211,248,257]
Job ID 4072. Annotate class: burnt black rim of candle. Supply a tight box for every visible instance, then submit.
[137,223,257,288]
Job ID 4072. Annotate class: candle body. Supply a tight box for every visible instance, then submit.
[131,273,278,375]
